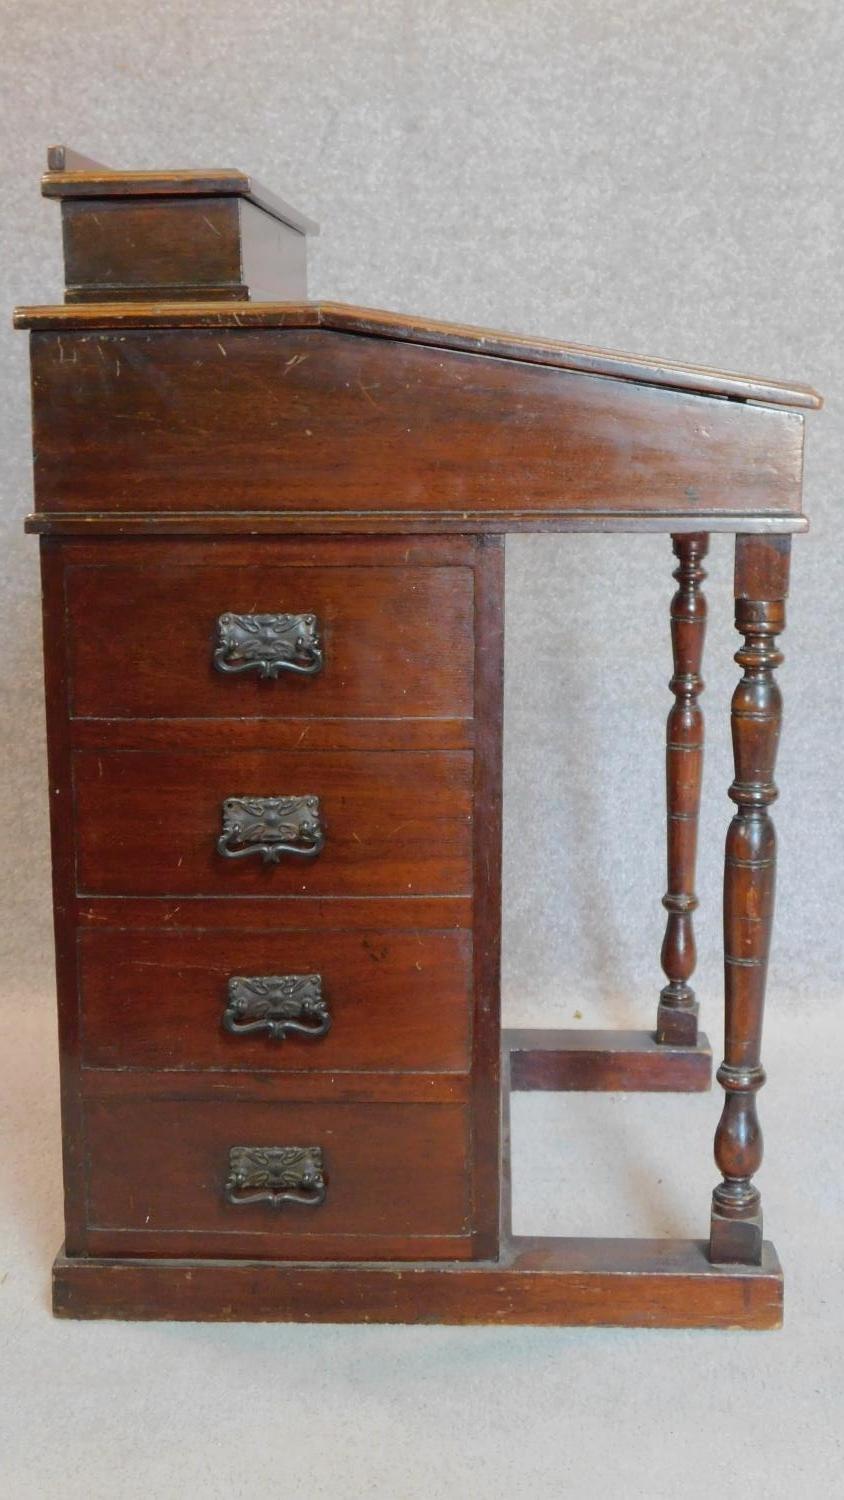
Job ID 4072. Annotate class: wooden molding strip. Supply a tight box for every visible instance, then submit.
[25,511,810,537]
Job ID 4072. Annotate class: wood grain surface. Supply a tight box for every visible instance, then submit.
[28,329,806,518]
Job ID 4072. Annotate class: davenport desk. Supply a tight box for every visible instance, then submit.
[16,148,822,1328]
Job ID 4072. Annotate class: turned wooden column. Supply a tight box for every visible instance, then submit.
[710,534,790,1264]
[657,533,708,1046]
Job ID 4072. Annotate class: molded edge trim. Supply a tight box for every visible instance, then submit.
[24,512,810,537]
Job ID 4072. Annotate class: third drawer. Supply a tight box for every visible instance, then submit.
[79,924,472,1072]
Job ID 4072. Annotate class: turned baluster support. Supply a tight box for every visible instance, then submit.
[709,534,790,1265]
[657,532,708,1046]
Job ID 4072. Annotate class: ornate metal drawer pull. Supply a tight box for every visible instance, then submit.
[223,974,331,1041]
[214,612,323,679]
[224,1146,326,1209]
[217,796,325,864]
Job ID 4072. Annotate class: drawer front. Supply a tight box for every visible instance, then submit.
[74,748,473,896]
[84,1095,470,1259]
[80,926,472,1072]
[66,560,473,720]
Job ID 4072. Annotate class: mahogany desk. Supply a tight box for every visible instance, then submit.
[16,148,822,1328]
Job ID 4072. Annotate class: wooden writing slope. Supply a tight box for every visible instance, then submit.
[17,148,821,1328]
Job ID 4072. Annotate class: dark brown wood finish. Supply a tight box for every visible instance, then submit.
[16,298,820,409]
[657,533,709,1045]
[39,541,87,1253]
[60,197,241,299]
[27,511,808,537]
[42,156,319,232]
[73,748,474,897]
[59,197,310,303]
[42,147,316,303]
[64,546,474,720]
[37,528,501,1270]
[84,1069,469,1104]
[25,327,807,521]
[79,925,472,1073]
[75,894,474,931]
[70,718,473,752]
[54,1024,775,1326]
[710,535,790,1265]
[19,151,818,1326]
[507,1029,712,1093]
[52,1239,783,1327]
[469,536,504,1255]
[82,1093,470,1261]
[51,1041,781,1326]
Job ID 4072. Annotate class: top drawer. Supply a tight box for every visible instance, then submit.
[64,544,474,720]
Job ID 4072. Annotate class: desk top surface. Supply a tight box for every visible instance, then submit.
[14,299,821,413]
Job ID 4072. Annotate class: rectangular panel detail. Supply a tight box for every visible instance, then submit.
[31,329,805,517]
[65,559,474,719]
[84,1095,470,1259]
[79,926,472,1072]
[61,197,244,294]
[74,749,473,897]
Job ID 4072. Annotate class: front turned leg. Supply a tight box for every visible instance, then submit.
[657,532,708,1045]
[710,535,790,1264]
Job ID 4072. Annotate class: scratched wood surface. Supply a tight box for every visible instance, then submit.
[26,328,807,520]
[65,544,474,720]
[16,297,820,408]
[79,925,473,1073]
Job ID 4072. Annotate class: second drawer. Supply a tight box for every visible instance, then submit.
[79,925,472,1072]
[74,748,473,896]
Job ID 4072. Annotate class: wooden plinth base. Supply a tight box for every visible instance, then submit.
[507,1028,712,1092]
[52,1238,782,1327]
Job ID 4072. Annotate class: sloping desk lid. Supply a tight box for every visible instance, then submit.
[13,299,821,411]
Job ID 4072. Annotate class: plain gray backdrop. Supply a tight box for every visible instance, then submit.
[2,0,841,1016]
[1,5,842,1497]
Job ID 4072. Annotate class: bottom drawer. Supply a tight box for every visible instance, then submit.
[83,1094,471,1261]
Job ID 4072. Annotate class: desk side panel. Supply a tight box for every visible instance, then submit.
[28,328,804,519]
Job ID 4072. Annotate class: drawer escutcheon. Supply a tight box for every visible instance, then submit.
[213,612,323,679]
[223,973,331,1041]
[217,795,325,864]
[224,1146,326,1209]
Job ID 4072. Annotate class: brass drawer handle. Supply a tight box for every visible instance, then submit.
[223,974,331,1041]
[217,795,325,864]
[224,1146,326,1209]
[214,612,323,679]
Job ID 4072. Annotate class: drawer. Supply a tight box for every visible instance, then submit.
[79,925,472,1072]
[83,1094,470,1260]
[66,558,474,720]
[74,748,473,897]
